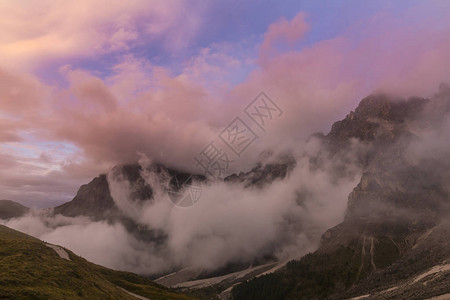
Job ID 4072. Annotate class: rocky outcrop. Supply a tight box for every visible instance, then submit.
[318,91,450,294]
[53,174,116,220]
[232,86,450,300]
[324,94,427,154]
[54,156,295,221]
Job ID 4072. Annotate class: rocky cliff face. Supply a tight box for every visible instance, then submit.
[318,91,450,298]
[54,174,117,220]
[54,164,160,220]
[318,91,450,225]
[232,88,450,300]
[326,95,427,149]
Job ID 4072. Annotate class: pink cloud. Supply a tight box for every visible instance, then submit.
[0,0,204,71]
[0,68,45,114]
[2,5,450,206]
[259,12,309,65]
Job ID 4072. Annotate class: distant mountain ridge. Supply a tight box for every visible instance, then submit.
[0,200,29,220]
[53,156,296,221]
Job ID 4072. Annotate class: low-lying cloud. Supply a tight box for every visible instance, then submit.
[4,91,450,276]
[2,140,362,275]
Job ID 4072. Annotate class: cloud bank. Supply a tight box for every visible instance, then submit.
[2,141,362,274]
[2,3,450,206]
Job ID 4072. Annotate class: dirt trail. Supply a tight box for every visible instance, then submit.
[45,244,71,261]
[118,287,150,300]
[45,243,149,299]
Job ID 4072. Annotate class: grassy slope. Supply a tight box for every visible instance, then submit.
[0,225,196,300]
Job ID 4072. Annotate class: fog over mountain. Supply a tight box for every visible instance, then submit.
[3,140,361,275]
[2,2,450,299]
[4,85,450,285]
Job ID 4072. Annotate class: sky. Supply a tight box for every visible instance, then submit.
[1,0,450,208]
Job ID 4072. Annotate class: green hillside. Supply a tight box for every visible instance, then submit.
[0,224,197,300]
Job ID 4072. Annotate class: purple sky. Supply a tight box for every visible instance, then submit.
[1,0,450,208]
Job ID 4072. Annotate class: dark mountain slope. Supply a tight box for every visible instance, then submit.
[0,199,29,220]
[53,174,117,220]
[232,89,450,300]
[53,164,154,220]
[53,156,295,221]
[341,220,450,299]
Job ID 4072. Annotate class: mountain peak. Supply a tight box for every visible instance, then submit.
[325,94,428,149]
[0,200,29,220]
